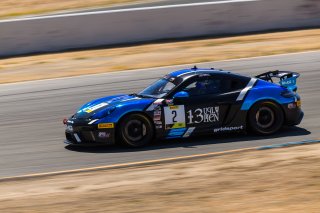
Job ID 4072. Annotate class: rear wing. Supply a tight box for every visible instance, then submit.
[255,70,300,91]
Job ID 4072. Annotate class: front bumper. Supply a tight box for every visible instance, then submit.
[64,125,115,145]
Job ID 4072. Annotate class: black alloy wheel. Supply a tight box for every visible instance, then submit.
[248,101,284,135]
[118,113,154,147]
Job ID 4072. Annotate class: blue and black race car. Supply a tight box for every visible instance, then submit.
[64,67,303,147]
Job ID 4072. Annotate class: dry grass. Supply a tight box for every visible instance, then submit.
[1,144,320,212]
[1,29,320,84]
[0,0,157,19]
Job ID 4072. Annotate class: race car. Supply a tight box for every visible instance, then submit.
[63,67,303,147]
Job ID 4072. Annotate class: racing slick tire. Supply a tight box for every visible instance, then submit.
[118,113,154,147]
[248,101,284,135]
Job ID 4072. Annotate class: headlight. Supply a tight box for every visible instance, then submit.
[90,107,116,119]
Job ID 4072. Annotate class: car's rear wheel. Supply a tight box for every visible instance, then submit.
[248,101,284,135]
[118,113,154,147]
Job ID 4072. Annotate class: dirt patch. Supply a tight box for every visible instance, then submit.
[1,29,320,84]
[0,0,158,19]
[1,144,320,212]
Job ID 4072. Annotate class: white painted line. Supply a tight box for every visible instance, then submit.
[1,138,318,181]
[0,146,257,182]
[0,0,259,23]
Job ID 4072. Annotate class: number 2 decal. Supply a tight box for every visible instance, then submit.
[164,105,186,129]
[172,110,177,122]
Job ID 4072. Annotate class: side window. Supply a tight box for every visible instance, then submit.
[229,78,247,91]
[210,78,247,94]
[181,77,223,96]
[180,76,247,97]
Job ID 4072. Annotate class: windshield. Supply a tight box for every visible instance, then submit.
[139,78,177,98]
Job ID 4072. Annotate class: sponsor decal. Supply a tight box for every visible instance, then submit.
[108,96,125,102]
[154,108,162,121]
[98,123,114,129]
[170,122,186,129]
[167,128,187,139]
[280,77,296,87]
[105,95,138,104]
[98,132,110,138]
[155,120,163,129]
[187,106,219,124]
[213,125,244,133]
[154,114,161,121]
[84,102,108,113]
[169,106,179,110]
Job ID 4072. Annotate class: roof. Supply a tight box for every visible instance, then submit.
[166,67,252,85]
[169,67,234,78]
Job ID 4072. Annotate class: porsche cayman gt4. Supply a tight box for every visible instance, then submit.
[64,67,303,147]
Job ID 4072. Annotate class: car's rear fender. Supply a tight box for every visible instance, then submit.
[241,80,295,111]
[245,99,286,126]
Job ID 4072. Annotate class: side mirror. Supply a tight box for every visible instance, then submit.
[173,91,189,99]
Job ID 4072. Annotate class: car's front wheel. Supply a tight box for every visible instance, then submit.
[118,113,154,147]
[248,101,284,135]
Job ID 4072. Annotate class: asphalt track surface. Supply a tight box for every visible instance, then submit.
[0,51,319,178]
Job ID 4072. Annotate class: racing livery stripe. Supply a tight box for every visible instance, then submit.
[236,78,257,101]
[73,133,81,143]
[183,127,196,138]
[88,119,98,124]
[146,99,164,111]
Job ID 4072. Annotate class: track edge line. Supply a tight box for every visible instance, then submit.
[2,139,319,182]
[0,146,255,182]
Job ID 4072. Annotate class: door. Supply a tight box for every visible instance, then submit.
[163,74,245,134]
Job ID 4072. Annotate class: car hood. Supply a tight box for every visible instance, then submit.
[73,94,154,119]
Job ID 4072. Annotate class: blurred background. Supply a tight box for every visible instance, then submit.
[0,0,320,212]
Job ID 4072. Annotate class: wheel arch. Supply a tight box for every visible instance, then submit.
[116,111,155,136]
[246,98,286,127]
